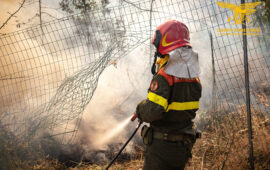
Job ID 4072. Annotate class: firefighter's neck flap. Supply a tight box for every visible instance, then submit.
[164,47,200,78]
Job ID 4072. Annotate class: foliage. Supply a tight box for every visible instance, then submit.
[59,0,97,14]
[253,0,270,26]
[59,0,109,14]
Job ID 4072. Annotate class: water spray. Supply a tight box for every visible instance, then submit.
[105,113,142,170]
[98,116,132,146]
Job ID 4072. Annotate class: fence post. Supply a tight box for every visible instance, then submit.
[209,31,216,110]
[241,0,254,169]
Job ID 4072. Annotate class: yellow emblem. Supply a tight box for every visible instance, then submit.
[161,32,176,47]
[216,1,261,25]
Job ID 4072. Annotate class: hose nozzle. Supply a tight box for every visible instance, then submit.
[130,113,137,121]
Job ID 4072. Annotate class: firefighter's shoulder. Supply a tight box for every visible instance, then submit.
[156,67,174,86]
[155,67,201,87]
[148,68,172,93]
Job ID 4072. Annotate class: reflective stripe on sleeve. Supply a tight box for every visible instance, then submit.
[147,92,168,110]
[166,101,199,111]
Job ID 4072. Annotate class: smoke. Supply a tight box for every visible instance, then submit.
[0,4,84,137]
[62,31,212,163]
[0,0,22,33]
[1,0,143,165]
[0,0,67,114]
[1,0,20,2]
[71,26,270,163]
[30,45,151,166]
[72,44,150,152]
[0,36,76,139]
[0,2,212,163]
[1,0,269,167]
[0,0,63,34]
[191,31,212,110]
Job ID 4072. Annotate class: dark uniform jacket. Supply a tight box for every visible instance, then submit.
[137,67,202,134]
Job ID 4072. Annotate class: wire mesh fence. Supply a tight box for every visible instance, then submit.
[0,0,269,146]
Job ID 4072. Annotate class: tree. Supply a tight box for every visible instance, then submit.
[59,0,109,14]
[0,0,26,31]
[254,0,270,25]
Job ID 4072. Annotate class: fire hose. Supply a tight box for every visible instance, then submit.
[105,113,142,170]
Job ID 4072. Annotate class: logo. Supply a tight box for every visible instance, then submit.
[216,2,261,25]
[150,81,159,91]
[162,32,176,47]
[216,1,262,35]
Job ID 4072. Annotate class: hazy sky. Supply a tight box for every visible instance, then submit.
[0,0,63,33]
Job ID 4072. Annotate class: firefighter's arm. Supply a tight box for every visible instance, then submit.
[136,75,170,123]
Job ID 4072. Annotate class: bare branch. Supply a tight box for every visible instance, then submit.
[0,76,26,80]
[0,0,27,30]
[39,0,44,33]
[41,12,59,19]
[122,0,157,12]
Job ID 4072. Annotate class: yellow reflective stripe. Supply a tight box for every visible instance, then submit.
[166,101,199,111]
[147,92,168,110]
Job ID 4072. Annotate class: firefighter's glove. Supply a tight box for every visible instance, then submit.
[131,112,138,121]
[131,112,142,123]
[135,100,145,123]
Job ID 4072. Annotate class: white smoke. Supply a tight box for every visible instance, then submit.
[76,30,212,157]
[0,0,64,34]
[78,44,151,151]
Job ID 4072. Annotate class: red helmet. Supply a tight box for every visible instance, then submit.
[152,20,191,55]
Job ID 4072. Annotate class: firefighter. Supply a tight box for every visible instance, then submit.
[135,20,202,170]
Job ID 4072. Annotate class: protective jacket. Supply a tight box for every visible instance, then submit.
[137,67,201,134]
[139,19,200,170]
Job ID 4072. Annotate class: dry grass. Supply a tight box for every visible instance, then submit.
[189,107,270,170]
[1,107,270,170]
